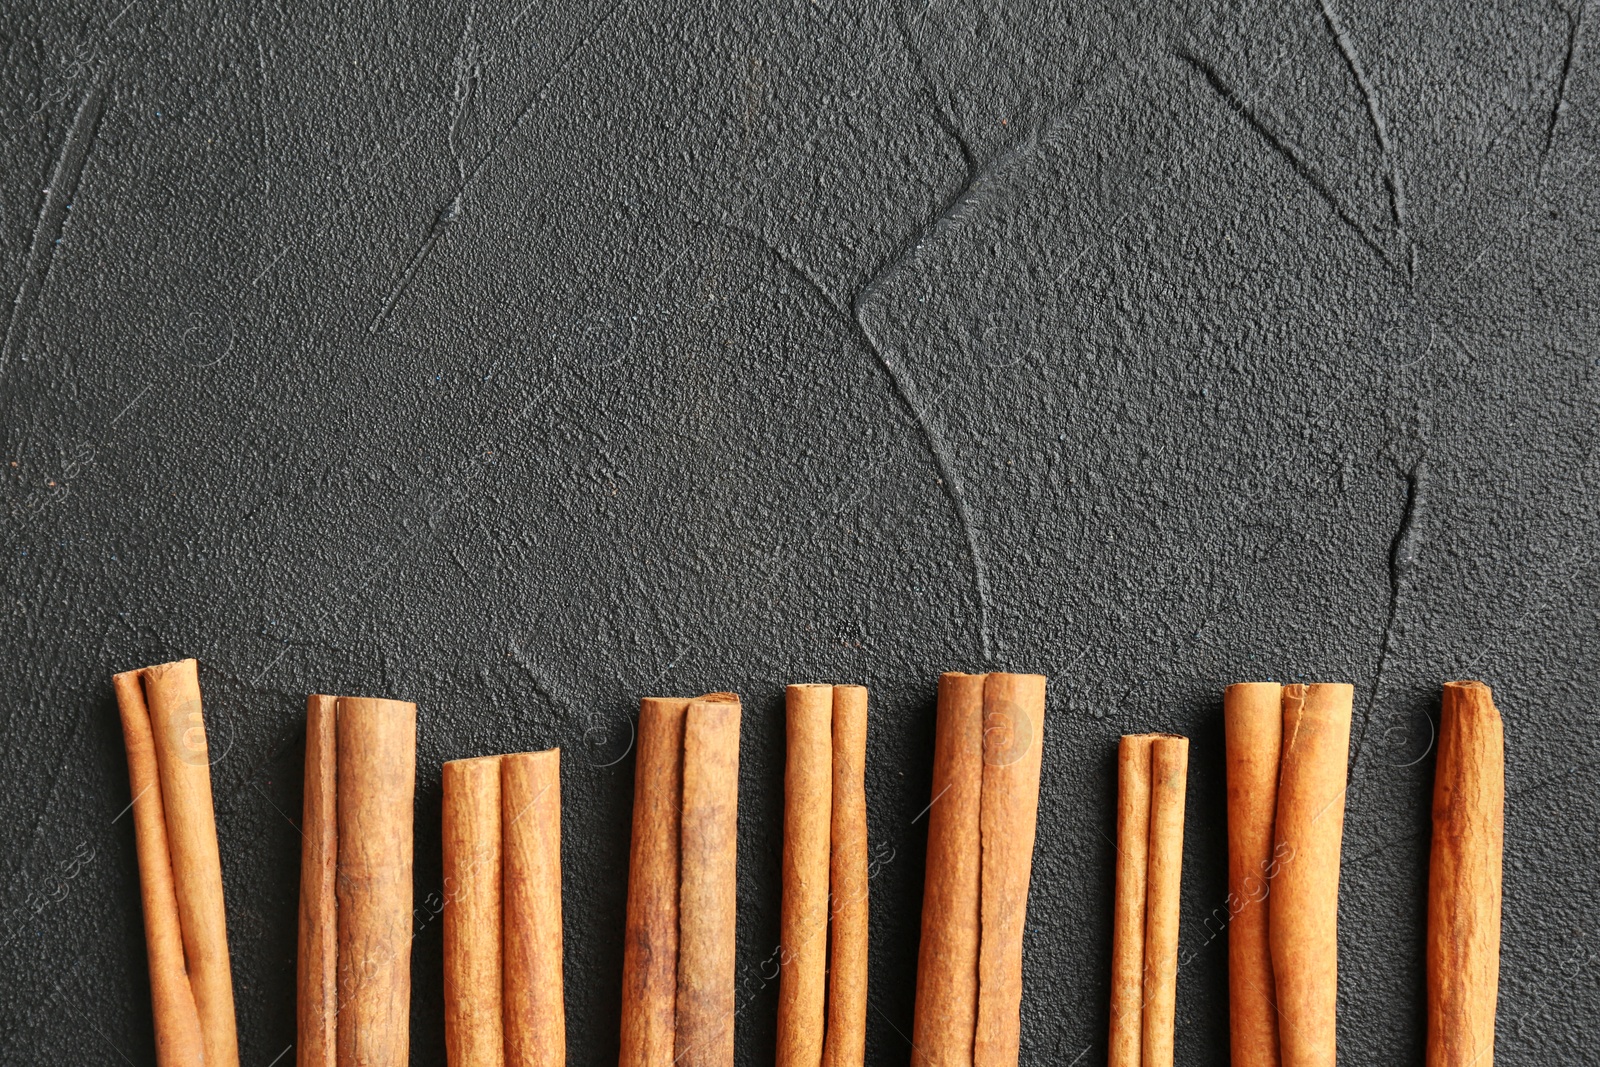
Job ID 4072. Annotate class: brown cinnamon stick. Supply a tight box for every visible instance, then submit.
[1426,681,1503,1067]
[1270,683,1352,1067]
[823,685,869,1067]
[619,698,688,1067]
[1224,682,1284,1067]
[675,696,742,1067]
[297,695,416,1067]
[911,672,985,1067]
[443,756,505,1067]
[114,669,206,1067]
[503,750,565,1067]
[1107,735,1154,1067]
[299,695,339,1067]
[1141,736,1189,1067]
[777,685,833,1067]
[913,671,1047,1067]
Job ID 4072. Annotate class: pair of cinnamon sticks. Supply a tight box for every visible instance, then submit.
[775,684,869,1067]
[1108,733,1190,1067]
[911,672,1048,1067]
[618,693,743,1067]
[442,750,565,1067]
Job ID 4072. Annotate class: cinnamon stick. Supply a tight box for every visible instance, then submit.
[823,685,869,1067]
[912,671,1047,1067]
[299,695,339,1067]
[1270,683,1352,1067]
[503,749,565,1067]
[298,695,416,1067]
[114,659,239,1067]
[1224,682,1284,1067]
[911,672,985,1067]
[1426,681,1503,1067]
[777,685,833,1067]
[1106,732,1189,1067]
[1107,735,1154,1067]
[1140,736,1188,1067]
[113,669,205,1067]
[618,698,688,1067]
[675,696,742,1067]
[444,756,505,1067]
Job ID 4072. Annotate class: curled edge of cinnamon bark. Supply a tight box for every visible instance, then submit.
[114,659,238,1067]
[777,685,834,1067]
[1270,682,1352,1067]
[1140,735,1188,1067]
[298,695,338,1067]
[823,684,869,1067]
[1427,681,1504,1067]
[1108,734,1155,1067]
[503,748,565,1067]
[1224,682,1284,1067]
[443,755,506,1067]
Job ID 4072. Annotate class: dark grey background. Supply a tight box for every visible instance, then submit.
[2,0,1596,1063]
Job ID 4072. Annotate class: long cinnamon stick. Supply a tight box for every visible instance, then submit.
[1108,735,1155,1067]
[444,756,505,1067]
[1224,682,1284,1067]
[675,696,742,1067]
[823,685,869,1067]
[913,671,1047,1067]
[1270,683,1352,1067]
[1141,736,1189,1067]
[618,698,689,1067]
[114,660,239,1067]
[777,685,834,1067]
[503,749,565,1067]
[114,669,206,1067]
[1426,681,1503,1067]
[911,672,985,1067]
[324,696,417,1067]
[299,695,339,1067]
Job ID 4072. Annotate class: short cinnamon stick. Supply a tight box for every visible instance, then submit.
[1224,682,1284,1067]
[1270,683,1352,1067]
[114,669,206,1067]
[675,696,742,1067]
[503,749,565,1067]
[777,685,833,1067]
[1426,681,1503,1067]
[298,695,416,1067]
[823,685,869,1067]
[1141,736,1189,1067]
[1108,735,1154,1067]
[912,671,1047,1067]
[444,756,505,1067]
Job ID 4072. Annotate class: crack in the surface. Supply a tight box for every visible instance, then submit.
[1317,0,1412,278]
[1540,1,1585,180]
[369,0,632,332]
[1351,457,1427,770]
[0,83,106,378]
[1177,49,1397,276]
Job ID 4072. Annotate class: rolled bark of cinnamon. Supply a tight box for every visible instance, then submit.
[777,685,834,1067]
[1141,736,1189,1067]
[675,696,742,1067]
[912,671,1047,1067]
[1107,735,1154,1067]
[1270,683,1352,1067]
[503,750,565,1067]
[114,669,206,1067]
[911,673,985,1067]
[618,698,688,1067]
[1224,682,1284,1067]
[1426,681,1503,1067]
[114,659,239,1067]
[444,756,505,1067]
[299,695,339,1067]
[297,695,416,1067]
[824,685,869,1067]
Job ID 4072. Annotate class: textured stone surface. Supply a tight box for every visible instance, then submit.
[1,0,1596,1063]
